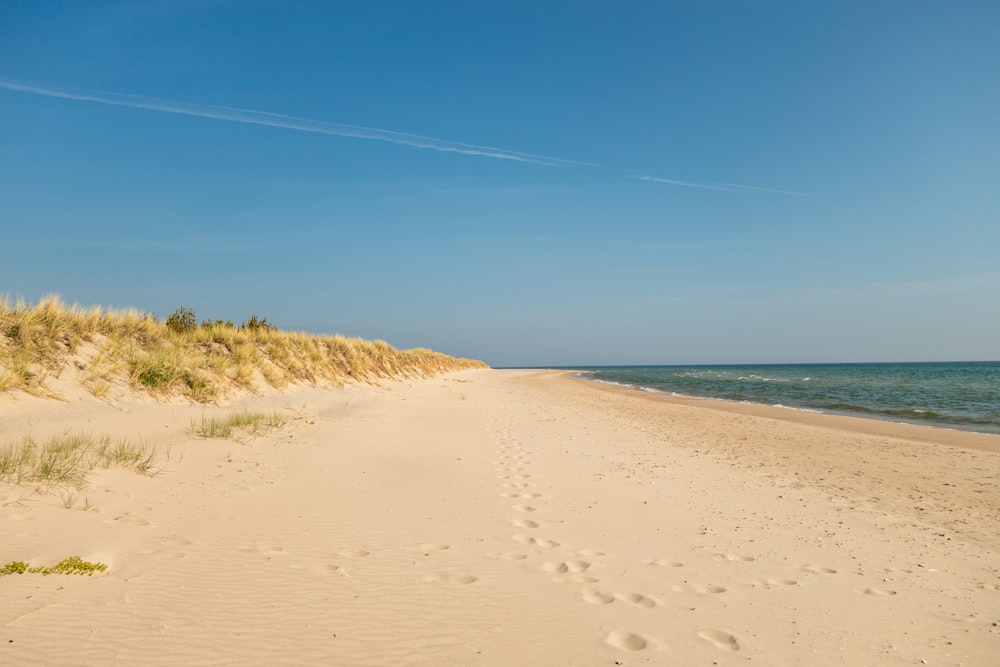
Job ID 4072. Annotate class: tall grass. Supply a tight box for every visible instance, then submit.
[0,431,161,491]
[0,295,487,401]
[192,410,286,440]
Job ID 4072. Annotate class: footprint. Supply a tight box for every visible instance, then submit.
[861,587,897,596]
[260,544,286,553]
[798,564,838,574]
[156,536,193,548]
[487,552,527,560]
[698,629,740,652]
[716,553,755,562]
[510,519,541,529]
[618,592,657,608]
[578,549,606,557]
[512,505,536,512]
[582,589,615,605]
[414,543,450,552]
[336,549,370,558]
[646,559,684,568]
[318,563,351,577]
[424,573,477,585]
[749,578,797,588]
[541,560,590,574]
[671,583,727,594]
[108,514,151,527]
[605,629,648,652]
[511,535,560,548]
[519,492,542,499]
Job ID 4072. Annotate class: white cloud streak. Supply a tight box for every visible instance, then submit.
[1,78,811,194]
[631,174,811,197]
[0,77,593,167]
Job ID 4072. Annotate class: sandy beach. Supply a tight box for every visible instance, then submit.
[2,368,998,665]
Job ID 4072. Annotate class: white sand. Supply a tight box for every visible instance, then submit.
[2,369,998,665]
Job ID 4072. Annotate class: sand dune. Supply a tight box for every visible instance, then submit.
[2,369,998,665]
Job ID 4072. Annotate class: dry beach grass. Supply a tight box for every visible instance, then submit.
[0,295,486,401]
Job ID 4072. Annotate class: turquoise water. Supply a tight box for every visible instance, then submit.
[577,362,1000,435]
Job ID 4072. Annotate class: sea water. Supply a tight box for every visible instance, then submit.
[576,362,1000,435]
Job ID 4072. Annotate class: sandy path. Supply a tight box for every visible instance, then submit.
[2,369,998,665]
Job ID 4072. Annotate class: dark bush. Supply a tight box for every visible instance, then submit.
[240,315,275,332]
[166,307,197,334]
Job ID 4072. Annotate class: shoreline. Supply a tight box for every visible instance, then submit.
[557,362,1000,439]
[584,372,1000,437]
[3,368,998,664]
[565,370,1000,453]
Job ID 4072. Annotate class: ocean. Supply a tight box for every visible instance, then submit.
[575,362,1000,436]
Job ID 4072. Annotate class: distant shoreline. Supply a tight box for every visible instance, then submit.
[504,362,1000,440]
[565,370,1000,453]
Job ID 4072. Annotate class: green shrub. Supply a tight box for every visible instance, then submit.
[240,314,275,332]
[136,362,175,388]
[165,307,197,333]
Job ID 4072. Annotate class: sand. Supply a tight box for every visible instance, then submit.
[2,368,998,665]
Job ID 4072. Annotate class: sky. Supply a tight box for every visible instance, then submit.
[1,1,998,367]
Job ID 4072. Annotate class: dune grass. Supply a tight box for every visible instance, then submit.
[0,431,161,492]
[192,410,287,440]
[0,295,487,401]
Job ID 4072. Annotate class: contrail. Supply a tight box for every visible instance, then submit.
[0,77,594,167]
[0,77,809,193]
[631,174,811,197]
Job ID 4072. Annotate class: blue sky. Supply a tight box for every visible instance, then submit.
[1,1,998,366]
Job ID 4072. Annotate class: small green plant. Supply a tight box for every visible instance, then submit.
[136,363,174,388]
[0,556,107,577]
[2,561,29,575]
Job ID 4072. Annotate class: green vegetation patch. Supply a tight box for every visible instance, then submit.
[1,556,107,577]
[192,410,286,440]
[0,431,160,490]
